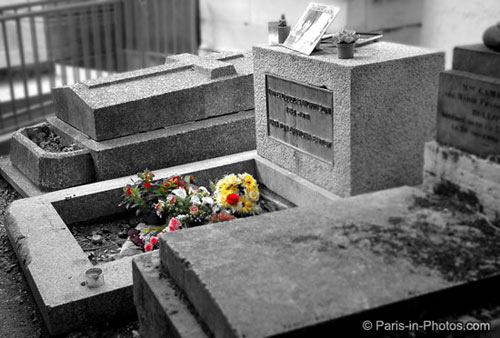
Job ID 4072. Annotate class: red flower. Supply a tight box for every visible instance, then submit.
[125,186,132,195]
[144,242,153,252]
[144,181,151,189]
[226,193,239,206]
[150,236,158,245]
[168,218,181,231]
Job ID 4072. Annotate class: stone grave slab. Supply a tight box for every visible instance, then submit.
[453,44,500,79]
[253,42,444,197]
[157,186,500,338]
[4,151,339,335]
[437,70,500,158]
[53,52,254,141]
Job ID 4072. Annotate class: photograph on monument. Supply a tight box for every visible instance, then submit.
[283,3,340,55]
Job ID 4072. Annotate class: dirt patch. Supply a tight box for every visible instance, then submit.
[68,214,141,265]
[27,124,81,153]
[70,184,296,265]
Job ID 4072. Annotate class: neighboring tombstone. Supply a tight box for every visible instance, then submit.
[254,42,444,197]
[2,52,256,194]
[425,44,500,219]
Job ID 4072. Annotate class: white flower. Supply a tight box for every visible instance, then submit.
[199,186,209,195]
[202,196,214,205]
[178,214,188,221]
[190,195,201,205]
[172,188,187,199]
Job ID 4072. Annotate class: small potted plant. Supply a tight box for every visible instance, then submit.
[332,29,360,59]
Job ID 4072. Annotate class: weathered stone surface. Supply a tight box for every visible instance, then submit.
[132,253,208,338]
[452,44,500,79]
[4,151,335,334]
[437,70,500,157]
[10,123,95,190]
[423,140,500,219]
[160,186,465,338]
[53,52,254,141]
[48,109,256,181]
[253,42,444,197]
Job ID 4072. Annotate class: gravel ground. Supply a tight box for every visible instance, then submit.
[0,177,139,338]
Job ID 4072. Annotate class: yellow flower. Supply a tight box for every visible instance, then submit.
[238,196,254,213]
[246,187,259,202]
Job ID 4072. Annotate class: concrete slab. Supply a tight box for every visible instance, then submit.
[53,53,254,141]
[4,151,337,335]
[160,186,500,338]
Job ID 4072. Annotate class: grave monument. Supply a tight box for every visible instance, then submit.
[1,52,255,195]
[4,39,444,335]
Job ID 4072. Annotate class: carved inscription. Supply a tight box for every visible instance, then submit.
[266,74,333,163]
[437,71,500,157]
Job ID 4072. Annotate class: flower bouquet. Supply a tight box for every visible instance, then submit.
[120,170,261,253]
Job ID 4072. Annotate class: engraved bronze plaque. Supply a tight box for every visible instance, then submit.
[437,71,500,157]
[266,74,334,163]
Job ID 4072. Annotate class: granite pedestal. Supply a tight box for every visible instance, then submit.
[254,42,444,197]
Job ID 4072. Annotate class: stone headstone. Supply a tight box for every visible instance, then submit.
[254,42,444,197]
[437,70,500,157]
[437,45,500,158]
[53,52,254,141]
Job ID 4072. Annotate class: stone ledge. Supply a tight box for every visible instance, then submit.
[10,123,95,191]
[132,253,208,338]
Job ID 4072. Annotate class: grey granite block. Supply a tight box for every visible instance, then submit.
[253,42,444,197]
[53,52,254,141]
[10,123,95,191]
[48,109,256,181]
[452,44,500,79]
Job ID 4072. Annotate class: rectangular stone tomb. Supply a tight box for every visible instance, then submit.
[437,70,500,158]
[53,52,254,141]
[135,186,500,338]
[9,122,95,191]
[4,150,339,335]
[254,42,444,197]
